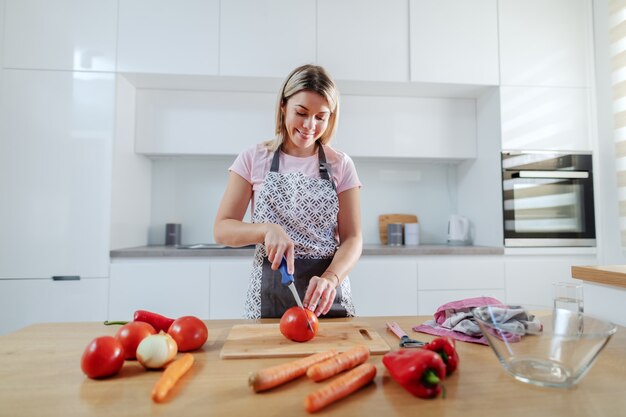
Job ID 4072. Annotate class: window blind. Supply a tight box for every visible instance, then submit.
[611,0,626,246]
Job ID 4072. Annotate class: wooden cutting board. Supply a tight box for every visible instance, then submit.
[378,213,418,244]
[220,322,390,359]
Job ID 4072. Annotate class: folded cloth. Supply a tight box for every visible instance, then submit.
[413,296,503,345]
[414,297,544,345]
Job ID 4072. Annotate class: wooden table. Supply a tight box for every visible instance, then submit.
[572,265,626,288]
[1,316,625,417]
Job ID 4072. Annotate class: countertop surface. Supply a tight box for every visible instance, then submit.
[571,265,626,288]
[1,315,625,417]
[110,244,504,258]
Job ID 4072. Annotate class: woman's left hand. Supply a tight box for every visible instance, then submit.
[303,276,337,317]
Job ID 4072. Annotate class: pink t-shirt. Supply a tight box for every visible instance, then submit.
[229,143,361,211]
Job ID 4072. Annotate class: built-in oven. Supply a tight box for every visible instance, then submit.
[501,151,596,247]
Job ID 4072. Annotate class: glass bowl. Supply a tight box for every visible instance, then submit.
[473,305,617,388]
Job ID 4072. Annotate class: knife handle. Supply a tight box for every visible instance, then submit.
[278,257,294,286]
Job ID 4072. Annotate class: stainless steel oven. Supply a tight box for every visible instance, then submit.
[501,151,596,247]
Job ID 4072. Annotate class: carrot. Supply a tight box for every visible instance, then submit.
[151,353,195,403]
[306,345,370,382]
[304,362,377,413]
[249,350,338,393]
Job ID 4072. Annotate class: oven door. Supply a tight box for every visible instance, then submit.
[502,170,596,247]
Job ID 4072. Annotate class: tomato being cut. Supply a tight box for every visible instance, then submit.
[81,336,125,379]
[167,316,208,352]
[280,307,319,342]
[115,321,156,360]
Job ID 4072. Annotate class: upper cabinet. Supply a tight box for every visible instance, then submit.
[220,0,316,78]
[409,0,499,85]
[3,0,117,71]
[498,0,593,87]
[317,0,409,82]
[117,0,219,75]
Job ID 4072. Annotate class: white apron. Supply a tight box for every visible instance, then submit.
[243,145,356,319]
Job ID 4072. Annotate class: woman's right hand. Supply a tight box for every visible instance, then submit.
[264,223,295,272]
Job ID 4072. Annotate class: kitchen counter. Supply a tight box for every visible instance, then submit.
[1,316,624,417]
[571,265,626,288]
[110,244,504,258]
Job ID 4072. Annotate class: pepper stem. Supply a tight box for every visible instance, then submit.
[422,370,441,386]
[103,320,129,326]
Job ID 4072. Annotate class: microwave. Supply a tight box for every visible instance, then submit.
[501,151,596,247]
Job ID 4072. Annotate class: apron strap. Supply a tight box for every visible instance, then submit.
[270,145,337,192]
[318,145,337,193]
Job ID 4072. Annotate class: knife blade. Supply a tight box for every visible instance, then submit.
[278,257,314,333]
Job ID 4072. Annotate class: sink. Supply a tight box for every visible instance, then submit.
[176,243,255,249]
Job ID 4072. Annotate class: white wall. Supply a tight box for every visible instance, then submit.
[593,0,625,264]
[146,157,458,246]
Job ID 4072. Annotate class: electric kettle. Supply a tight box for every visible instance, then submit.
[447,215,471,246]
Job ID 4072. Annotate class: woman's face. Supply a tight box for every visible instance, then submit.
[282,90,331,156]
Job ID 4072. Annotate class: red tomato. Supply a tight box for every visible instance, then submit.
[115,321,156,360]
[81,336,125,379]
[167,316,208,352]
[280,307,319,342]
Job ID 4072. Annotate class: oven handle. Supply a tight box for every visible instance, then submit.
[513,170,589,179]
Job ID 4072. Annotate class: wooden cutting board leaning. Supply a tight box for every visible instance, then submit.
[378,214,418,244]
[220,322,390,359]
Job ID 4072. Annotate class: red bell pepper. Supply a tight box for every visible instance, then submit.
[423,336,459,376]
[382,348,446,399]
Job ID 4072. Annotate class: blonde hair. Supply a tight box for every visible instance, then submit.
[264,64,340,152]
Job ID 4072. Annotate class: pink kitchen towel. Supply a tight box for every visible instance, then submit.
[413,296,504,345]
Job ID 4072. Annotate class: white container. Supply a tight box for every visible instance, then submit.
[404,223,419,246]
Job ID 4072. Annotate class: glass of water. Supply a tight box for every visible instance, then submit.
[553,282,584,314]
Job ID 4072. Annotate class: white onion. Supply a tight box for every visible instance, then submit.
[136,332,178,369]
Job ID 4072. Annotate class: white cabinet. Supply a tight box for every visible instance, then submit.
[417,256,505,315]
[409,0,499,85]
[135,89,275,155]
[0,69,114,279]
[220,0,315,78]
[209,257,254,319]
[109,259,211,320]
[498,0,592,87]
[336,95,476,159]
[3,0,117,71]
[349,257,418,316]
[317,0,409,82]
[500,86,592,151]
[0,278,108,335]
[117,0,219,75]
[505,254,597,309]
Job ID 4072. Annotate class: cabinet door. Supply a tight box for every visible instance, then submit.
[336,95,476,159]
[410,0,499,85]
[3,0,117,71]
[499,0,592,87]
[317,0,409,82]
[505,255,597,309]
[220,0,315,77]
[417,256,505,315]
[349,257,418,316]
[134,89,275,155]
[109,259,210,320]
[117,0,219,75]
[0,278,108,335]
[209,257,254,319]
[0,70,114,279]
[500,86,591,151]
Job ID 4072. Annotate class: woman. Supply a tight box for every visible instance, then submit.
[214,64,362,319]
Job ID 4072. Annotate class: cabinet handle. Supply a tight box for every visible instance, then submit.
[52,275,81,281]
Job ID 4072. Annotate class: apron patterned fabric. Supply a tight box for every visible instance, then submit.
[243,145,356,319]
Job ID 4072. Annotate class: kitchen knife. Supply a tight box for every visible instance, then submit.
[278,257,314,333]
